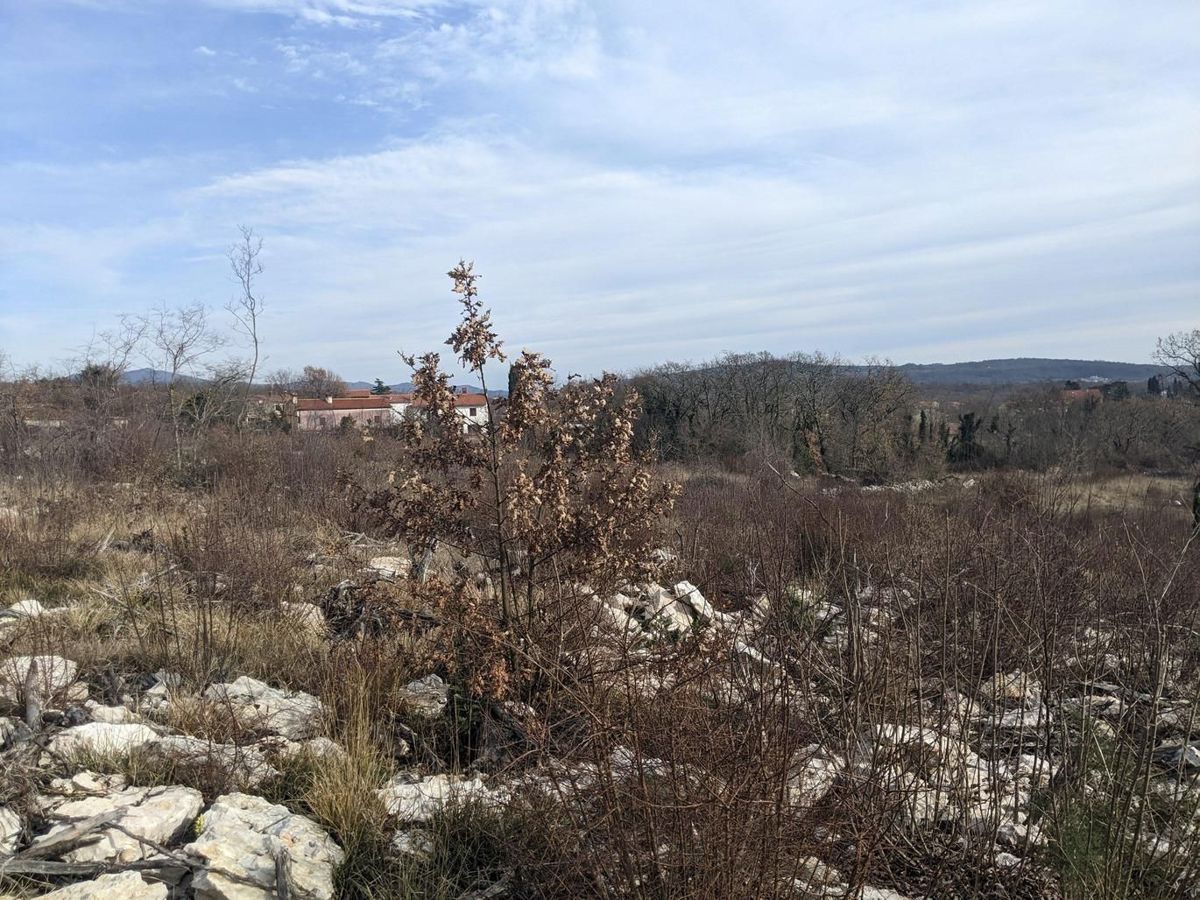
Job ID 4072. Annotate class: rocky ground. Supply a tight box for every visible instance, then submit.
[2,550,1198,898]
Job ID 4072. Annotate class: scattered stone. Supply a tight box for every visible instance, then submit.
[377,773,496,823]
[47,722,160,757]
[982,670,1041,708]
[398,674,450,718]
[636,584,693,634]
[391,828,435,859]
[7,597,53,617]
[31,784,202,863]
[153,735,280,789]
[595,603,640,635]
[280,602,327,632]
[792,855,845,898]
[273,735,346,762]
[45,771,131,800]
[0,805,20,854]
[367,555,410,579]
[0,655,78,706]
[787,745,842,808]
[673,581,721,622]
[860,887,912,900]
[1153,741,1200,772]
[86,700,142,724]
[38,872,167,899]
[204,675,324,740]
[185,792,343,900]
[0,715,17,749]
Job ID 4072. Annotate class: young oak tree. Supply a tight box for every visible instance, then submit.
[351,262,677,636]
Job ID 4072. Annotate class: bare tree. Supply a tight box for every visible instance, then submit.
[227,226,265,428]
[75,316,146,414]
[132,303,224,471]
[1155,328,1200,400]
[266,367,299,395]
[294,365,346,399]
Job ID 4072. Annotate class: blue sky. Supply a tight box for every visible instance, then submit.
[1,0,1198,379]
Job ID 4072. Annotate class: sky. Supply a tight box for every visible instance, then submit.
[1,0,1198,381]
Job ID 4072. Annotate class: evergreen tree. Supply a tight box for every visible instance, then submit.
[370,378,390,395]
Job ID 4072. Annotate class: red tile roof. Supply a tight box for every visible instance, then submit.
[297,393,487,412]
[296,397,394,411]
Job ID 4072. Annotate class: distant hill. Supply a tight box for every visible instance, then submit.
[885,358,1166,386]
[122,368,208,386]
[345,380,506,397]
[123,360,1163,392]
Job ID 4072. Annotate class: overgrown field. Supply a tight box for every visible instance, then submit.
[1,426,1198,899]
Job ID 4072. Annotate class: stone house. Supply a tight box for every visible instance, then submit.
[295,389,490,433]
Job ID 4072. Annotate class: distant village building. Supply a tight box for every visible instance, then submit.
[1060,380,1128,403]
[294,388,489,433]
[1060,381,1103,403]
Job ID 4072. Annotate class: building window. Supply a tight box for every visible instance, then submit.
[468,407,478,417]
[317,416,327,429]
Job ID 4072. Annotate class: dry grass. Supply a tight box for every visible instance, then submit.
[2,421,1198,899]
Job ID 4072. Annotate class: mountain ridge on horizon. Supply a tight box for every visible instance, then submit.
[119,357,1168,390]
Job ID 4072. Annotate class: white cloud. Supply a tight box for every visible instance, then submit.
[2,0,1198,375]
[199,0,447,25]
[194,44,217,56]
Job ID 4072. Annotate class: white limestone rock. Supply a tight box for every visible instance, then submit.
[0,655,78,706]
[38,872,167,899]
[367,556,410,579]
[377,773,497,823]
[860,888,913,900]
[0,716,17,749]
[636,584,694,634]
[0,805,20,854]
[398,674,450,718]
[185,792,344,900]
[85,700,142,724]
[152,735,280,789]
[787,745,842,809]
[8,597,49,617]
[204,676,324,740]
[280,602,327,633]
[47,722,161,757]
[673,581,722,622]
[31,784,202,863]
[595,603,640,635]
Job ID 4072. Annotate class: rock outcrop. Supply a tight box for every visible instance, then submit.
[184,792,344,900]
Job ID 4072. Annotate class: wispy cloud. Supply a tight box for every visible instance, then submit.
[1,0,1198,376]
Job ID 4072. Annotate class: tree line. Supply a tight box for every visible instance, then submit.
[630,330,1200,480]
